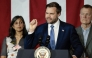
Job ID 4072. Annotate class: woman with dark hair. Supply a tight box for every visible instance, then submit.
[1,15,28,58]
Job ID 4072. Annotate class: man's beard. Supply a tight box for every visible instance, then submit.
[46,17,58,24]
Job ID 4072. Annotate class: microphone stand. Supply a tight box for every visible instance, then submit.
[45,35,50,47]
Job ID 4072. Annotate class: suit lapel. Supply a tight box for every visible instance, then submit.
[42,23,48,46]
[55,21,65,49]
[86,25,92,48]
[78,26,84,46]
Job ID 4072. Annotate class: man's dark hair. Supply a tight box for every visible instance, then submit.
[46,2,61,14]
[81,4,92,9]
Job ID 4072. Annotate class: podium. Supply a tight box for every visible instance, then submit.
[17,49,72,58]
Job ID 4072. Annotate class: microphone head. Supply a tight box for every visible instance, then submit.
[47,36,50,40]
[38,36,42,45]
[45,35,50,47]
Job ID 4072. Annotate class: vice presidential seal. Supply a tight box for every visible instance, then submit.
[34,46,51,58]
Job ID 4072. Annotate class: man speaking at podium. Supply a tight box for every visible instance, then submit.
[24,2,83,58]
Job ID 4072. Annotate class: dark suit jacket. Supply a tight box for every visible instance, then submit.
[76,26,92,58]
[24,20,83,58]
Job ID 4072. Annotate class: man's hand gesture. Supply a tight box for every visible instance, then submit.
[29,19,38,32]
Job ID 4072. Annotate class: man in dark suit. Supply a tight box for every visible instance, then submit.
[76,4,92,58]
[24,2,83,58]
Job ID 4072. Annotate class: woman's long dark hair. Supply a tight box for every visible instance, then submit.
[9,15,28,39]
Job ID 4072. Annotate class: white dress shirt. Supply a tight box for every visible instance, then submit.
[81,26,90,47]
[48,19,60,45]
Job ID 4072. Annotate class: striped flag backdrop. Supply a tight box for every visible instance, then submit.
[0,0,92,51]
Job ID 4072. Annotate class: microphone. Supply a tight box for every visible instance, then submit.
[35,36,42,49]
[38,36,42,46]
[45,35,50,47]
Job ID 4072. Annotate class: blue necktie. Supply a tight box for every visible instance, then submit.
[50,25,55,50]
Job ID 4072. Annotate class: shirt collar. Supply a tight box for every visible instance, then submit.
[48,19,60,28]
[81,25,91,32]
